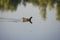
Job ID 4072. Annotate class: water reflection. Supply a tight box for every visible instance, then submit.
[39,4,47,20]
[0,0,60,21]
[0,0,60,40]
[0,0,21,11]
[56,2,60,21]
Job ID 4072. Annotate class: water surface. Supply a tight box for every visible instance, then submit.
[0,3,60,40]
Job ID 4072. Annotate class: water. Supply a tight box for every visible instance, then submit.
[0,3,60,40]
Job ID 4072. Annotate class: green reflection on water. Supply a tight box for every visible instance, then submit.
[0,0,60,21]
[0,0,21,11]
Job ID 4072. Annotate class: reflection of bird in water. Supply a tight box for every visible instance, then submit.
[0,17,33,24]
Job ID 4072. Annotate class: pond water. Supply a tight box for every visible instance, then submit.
[0,3,60,40]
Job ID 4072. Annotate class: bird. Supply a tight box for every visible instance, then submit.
[22,17,32,24]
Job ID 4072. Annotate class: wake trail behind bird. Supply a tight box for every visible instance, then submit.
[0,17,22,22]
